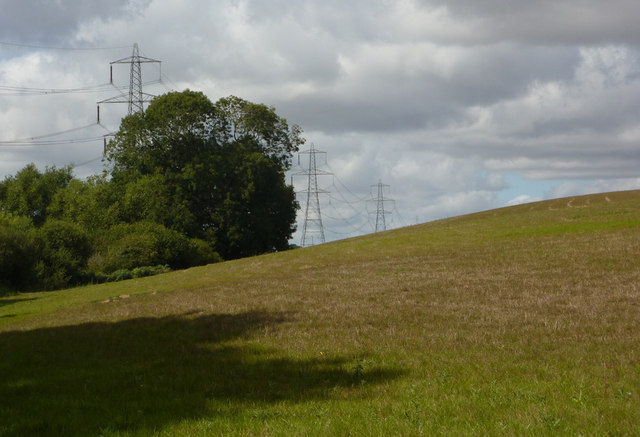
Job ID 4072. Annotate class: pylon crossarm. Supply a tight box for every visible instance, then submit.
[111,56,161,65]
[98,94,156,105]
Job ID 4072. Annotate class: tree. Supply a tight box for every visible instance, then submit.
[47,175,121,232]
[118,172,198,235]
[0,164,73,226]
[211,139,298,258]
[105,90,303,259]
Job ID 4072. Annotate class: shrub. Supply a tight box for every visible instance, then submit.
[89,222,217,273]
[187,238,223,266]
[109,269,134,282]
[131,265,171,278]
[37,220,93,289]
[0,213,40,291]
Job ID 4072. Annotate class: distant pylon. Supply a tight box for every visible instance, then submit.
[98,43,161,118]
[292,143,333,247]
[370,180,394,232]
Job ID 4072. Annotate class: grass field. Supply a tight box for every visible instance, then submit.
[1,190,639,436]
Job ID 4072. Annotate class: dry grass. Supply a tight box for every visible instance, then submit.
[1,190,639,436]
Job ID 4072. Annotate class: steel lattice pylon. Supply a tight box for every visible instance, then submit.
[126,43,145,115]
[98,43,161,117]
[370,180,394,233]
[292,143,332,247]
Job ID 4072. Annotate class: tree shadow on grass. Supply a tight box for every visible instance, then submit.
[0,311,402,436]
[0,296,37,308]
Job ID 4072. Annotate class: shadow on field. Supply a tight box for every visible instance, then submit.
[0,296,36,308]
[0,311,401,436]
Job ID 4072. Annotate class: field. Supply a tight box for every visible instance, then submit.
[1,191,639,436]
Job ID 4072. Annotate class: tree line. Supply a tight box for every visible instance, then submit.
[0,90,303,293]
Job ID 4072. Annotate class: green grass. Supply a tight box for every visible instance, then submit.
[1,190,639,436]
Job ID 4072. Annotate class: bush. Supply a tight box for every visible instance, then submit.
[37,220,93,289]
[131,265,171,278]
[109,269,134,282]
[0,213,40,291]
[79,265,170,285]
[0,285,15,297]
[186,238,223,267]
[89,222,167,273]
[89,222,219,273]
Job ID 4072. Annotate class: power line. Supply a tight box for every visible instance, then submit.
[328,188,369,219]
[0,80,161,97]
[0,136,105,147]
[322,206,373,234]
[0,83,114,96]
[0,43,164,172]
[392,203,410,228]
[325,163,370,203]
[0,123,100,145]
[74,156,103,168]
[159,72,180,91]
[140,47,180,91]
[0,40,130,51]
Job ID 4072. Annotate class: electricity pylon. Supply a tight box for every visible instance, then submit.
[98,43,161,119]
[292,143,332,247]
[370,180,394,232]
[97,43,161,154]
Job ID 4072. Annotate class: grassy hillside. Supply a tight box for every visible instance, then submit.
[1,190,639,436]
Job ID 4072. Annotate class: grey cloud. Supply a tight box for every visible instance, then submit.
[424,0,640,45]
[273,43,580,134]
[438,45,580,105]
[2,0,640,242]
[240,0,394,42]
[276,93,460,133]
[0,0,141,45]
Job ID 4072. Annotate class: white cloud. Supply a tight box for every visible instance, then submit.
[548,178,640,199]
[2,0,640,243]
[507,194,541,206]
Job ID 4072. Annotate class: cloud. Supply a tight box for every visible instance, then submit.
[0,0,140,45]
[547,178,640,199]
[423,0,640,45]
[2,0,640,243]
[507,194,541,206]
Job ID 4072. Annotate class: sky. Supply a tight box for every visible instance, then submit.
[1,0,640,244]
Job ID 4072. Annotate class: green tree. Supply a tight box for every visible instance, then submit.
[0,164,73,226]
[119,172,197,234]
[105,90,302,259]
[212,139,298,258]
[213,95,304,169]
[47,175,121,232]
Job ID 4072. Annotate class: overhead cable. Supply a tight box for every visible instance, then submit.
[0,123,104,146]
[325,164,370,203]
[0,40,130,51]
[0,136,104,147]
[0,80,161,97]
[0,123,98,143]
[74,156,103,167]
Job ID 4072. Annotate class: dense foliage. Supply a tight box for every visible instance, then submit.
[106,91,302,259]
[0,91,302,293]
